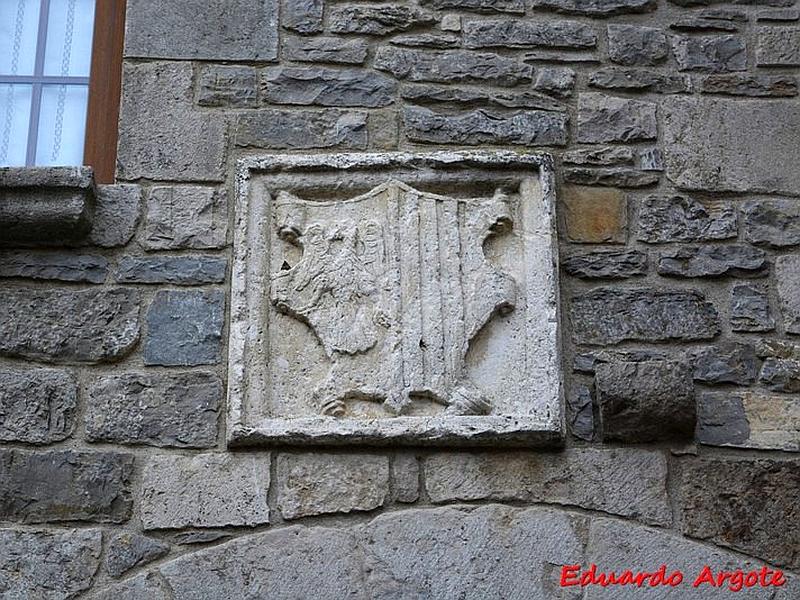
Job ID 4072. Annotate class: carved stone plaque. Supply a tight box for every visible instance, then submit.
[228,151,562,446]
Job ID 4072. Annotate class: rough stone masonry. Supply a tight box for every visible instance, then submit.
[0,0,800,597]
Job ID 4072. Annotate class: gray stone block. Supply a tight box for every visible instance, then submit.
[144,186,227,251]
[757,27,800,65]
[776,255,800,334]
[0,528,102,599]
[595,360,695,442]
[277,453,389,519]
[657,244,768,278]
[117,62,226,182]
[731,283,775,332]
[692,342,758,385]
[742,198,800,247]
[571,288,720,345]
[672,35,747,72]
[234,109,368,150]
[701,73,798,96]
[563,167,659,187]
[404,106,568,146]
[116,255,227,285]
[391,454,420,503]
[125,0,278,60]
[106,533,170,578]
[0,449,133,523]
[196,65,257,108]
[141,454,270,530]
[330,5,436,35]
[0,287,140,364]
[696,392,751,447]
[0,368,77,444]
[588,67,691,93]
[281,0,323,34]
[419,0,525,11]
[86,372,220,448]
[425,448,671,525]
[607,24,668,65]
[567,384,594,440]
[283,36,369,64]
[144,290,224,366]
[532,0,655,15]
[261,66,396,107]
[563,249,647,279]
[0,252,107,283]
[400,83,564,112]
[463,19,597,49]
[760,357,800,392]
[390,33,461,48]
[533,67,576,96]
[637,194,737,243]
[577,93,657,143]
[89,185,141,248]
[562,146,634,166]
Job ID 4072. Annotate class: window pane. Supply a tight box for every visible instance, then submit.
[35,84,88,166]
[0,0,41,76]
[44,0,96,77]
[0,84,33,166]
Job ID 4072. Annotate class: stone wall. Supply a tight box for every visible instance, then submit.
[1,0,800,597]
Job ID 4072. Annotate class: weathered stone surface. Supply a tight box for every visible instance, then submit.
[757,27,800,65]
[777,255,800,334]
[116,255,227,285]
[657,244,768,278]
[86,372,220,448]
[663,97,800,194]
[0,288,139,364]
[532,0,655,15]
[171,531,232,546]
[89,184,141,248]
[692,343,758,385]
[562,185,627,243]
[196,65,257,108]
[144,186,227,251]
[577,93,657,143]
[573,349,669,373]
[374,47,533,86]
[533,67,576,96]
[277,454,389,519]
[117,62,226,181]
[672,35,747,72]
[760,357,800,392]
[283,35,369,64]
[0,449,133,523]
[696,392,751,447]
[562,146,634,166]
[758,338,800,360]
[0,528,102,599]
[701,73,798,96]
[106,533,170,578]
[637,194,737,243]
[758,7,800,20]
[596,360,695,442]
[563,249,647,279]
[390,33,461,48]
[89,573,170,600]
[125,0,278,60]
[571,288,720,345]
[420,0,525,11]
[368,111,400,149]
[0,368,76,444]
[282,0,323,34]
[678,457,800,569]
[330,5,436,35]
[426,448,669,524]
[391,454,420,503]
[588,68,692,93]
[261,66,396,107]
[567,385,594,440]
[742,198,800,247]
[440,14,462,30]
[400,83,564,112]
[607,24,668,65]
[671,15,741,32]
[144,290,224,366]
[141,454,270,530]
[464,19,596,49]
[731,283,775,332]
[404,106,568,146]
[0,252,107,283]
[563,167,659,187]
[639,146,664,171]
[234,109,368,150]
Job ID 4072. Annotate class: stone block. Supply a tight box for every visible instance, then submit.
[420,0,525,11]
[117,62,226,182]
[672,35,747,72]
[390,33,461,48]
[86,372,220,448]
[637,194,737,243]
[196,65,257,108]
[463,19,597,49]
[657,244,768,278]
[777,255,800,334]
[144,290,224,366]
[0,449,133,523]
[757,27,800,65]
[701,73,798,96]
[0,528,102,599]
[281,0,323,34]
[0,251,107,283]
[532,0,655,15]
[400,83,564,112]
[277,454,389,519]
[567,384,594,440]
[282,36,368,64]
[106,533,170,578]
[125,0,278,60]
[261,67,396,107]
[563,249,647,279]
[144,186,227,250]
[577,93,657,143]
[692,343,758,385]
[742,198,800,247]
[588,67,691,93]
[0,368,77,444]
[89,184,141,247]
[561,185,627,243]
[595,360,695,442]
[563,167,658,187]
[608,24,668,65]
[562,146,634,166]
[330,5,435,34]
[89,573,170,600]
[731,283,775,332]
[141,454,270,529]
[234,109,368,150]
[404,106,567,146]
[663,97,800,194]
[426,448,670,525]
[678,457,800,569]
[116,255,227,285]
[760,357,800,392]
[533,67,576,96]
[391,454,420,503]
[0,288,140,364]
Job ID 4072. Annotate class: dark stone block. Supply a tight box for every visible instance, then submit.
[657,245,768,278]
[0,369,77,444]
[116,255,227,285]
[692,343,758,385]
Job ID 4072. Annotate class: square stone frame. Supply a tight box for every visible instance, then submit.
[228,151,564,447]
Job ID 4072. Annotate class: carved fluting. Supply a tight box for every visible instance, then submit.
[270,181,518,418]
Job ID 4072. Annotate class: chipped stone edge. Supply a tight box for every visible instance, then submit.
[228,150,563,447]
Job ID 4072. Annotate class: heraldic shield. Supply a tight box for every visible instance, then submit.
[228,151,562,446]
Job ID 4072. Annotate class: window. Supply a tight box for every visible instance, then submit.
[0,0,124,183]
